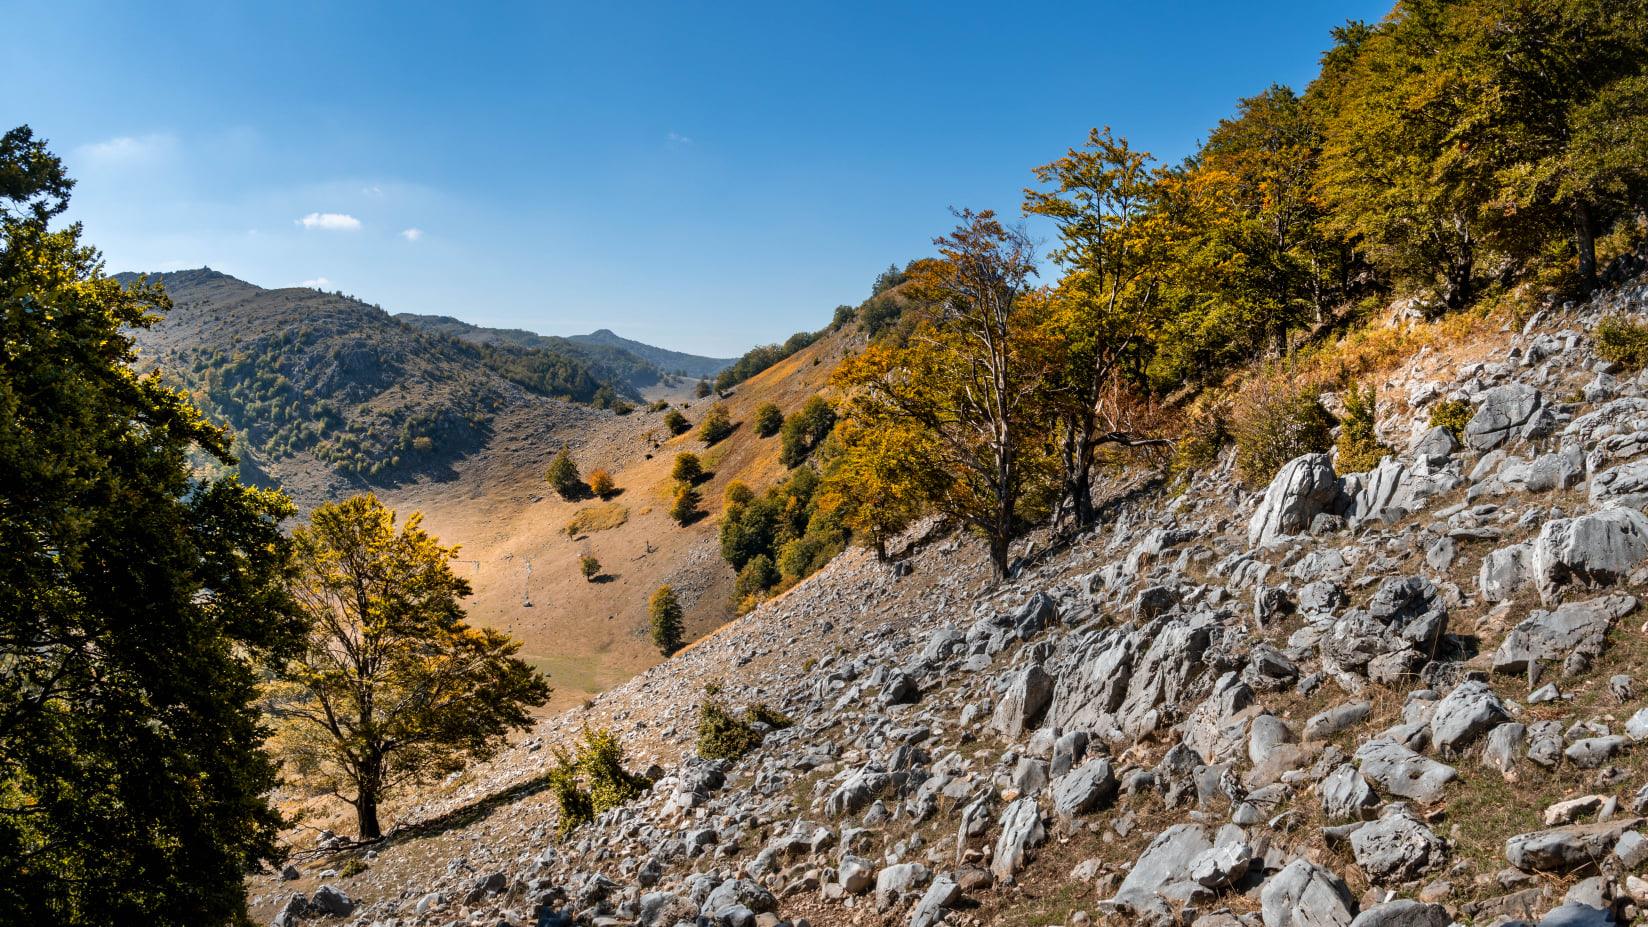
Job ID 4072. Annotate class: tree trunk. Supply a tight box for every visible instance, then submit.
[1575,200,1597,288]
[355,789,381,841]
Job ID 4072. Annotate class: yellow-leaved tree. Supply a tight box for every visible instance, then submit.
[268,493,550,840]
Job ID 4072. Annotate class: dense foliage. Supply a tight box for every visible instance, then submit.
[547,727,646,834]
[714,330,821,392]
[648,585,684,656]
[0,127,305,927]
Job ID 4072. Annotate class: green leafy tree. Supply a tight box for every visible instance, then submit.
[269,494,550,840]
[649,585,685,656]
[580,554,602,581]
[0,126,304,927]
[699,402,734,444]
[780,396,837,467]
[695,379,712,398]
[753,402,784,437]
[662,408,690,435]
[671,451,704,484]
[734,554,779,601]
[546,447,583,499]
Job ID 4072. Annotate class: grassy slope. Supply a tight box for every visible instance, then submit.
[381,321,863,711]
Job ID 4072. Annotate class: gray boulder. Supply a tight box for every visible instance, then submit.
[1505,817,1643,872]
[1349,808,1447,884]
[1118,823,1212,896]
[1465,383,1541,450]
[1532,508,1648,602]
[1259,858,1358,927]
[1348,900,1450,927]
[1430,679,1510,753]
[1052,758,1117,820]
[1188,841,1253,888]
[990,797,1045,884]
[1249,453,1342,548]
[1354,739,1457,803]
[1590,458,1648,509]
[1493,594,1638,677]
[1479,543,1532,603]
[991,664,1053,739]
[1321,764,1377,821]
[310,885,354,917]
[907,874,960,927]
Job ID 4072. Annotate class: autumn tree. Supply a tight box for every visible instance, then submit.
[0,126,304,927]
[834,209,1045,579]
[649,585,685,655]
[546,447,583,499]
[1023,127,1171,527]
[817,418,929,559]
[669,483,702,525]
[269,494,549,840]
[587,467,616,498]
[662,409,690,435]
[779,395,836,467]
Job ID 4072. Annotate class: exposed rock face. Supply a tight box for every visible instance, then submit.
[1465,383,1541,450]
[1259,859,1358,927]
[1505,818,1644,872]
[1430,679,1510,754]
[1493,594,1638,677]
[1532,508,1648,601]
[1349,808,1446,884]
[1249,453,1343,548]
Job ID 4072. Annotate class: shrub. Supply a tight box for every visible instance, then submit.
[669,483,701,525]
[1334,384,1391,473]
[1597,316,1648,372]
[695,691,793,762]
[734,555,778,599]
[587,468,616,498]
[753,403,783,437]
[671,452,703,484]
[1427,398,1473,442]
[580,554,601,581]
[694,380,712,398]
[648,399,671,413]
[662,409,690,435]
[1168,400,1232,482]
[339,858,368,877]
[547,727,644,834]
[723,481,754,507]
[546,448,583,499]
[1232,378,1334,487]
[780,396,836,468]
[648,586,684,656]
[698,403,734,445]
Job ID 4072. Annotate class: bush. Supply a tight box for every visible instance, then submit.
[780,397,836,468]
[1598,316,1648,372]
[548,727,645,835]
[1232,379,1334,487]
[587,468,616,498]
[1334,384,1391,473]
[753,403,783,437]
[1427,398,1473,442]
[1168,400,1232,482]
[695,690,793,762]
[694,380,712,398]
[699,403,734,445]
[580,554,601,581]
[546,448,583,499]
[669,483,701,525]
[662,409,690,435]
[671,452,704,484]
[723,481,754,507]
[648,586,684,656]
[339,858,368,877]
[734,555,778,599]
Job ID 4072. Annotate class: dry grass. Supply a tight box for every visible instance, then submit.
[563,501,630,536]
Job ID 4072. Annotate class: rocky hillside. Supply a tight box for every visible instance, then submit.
[251,275,1648,927]
[570,328,735,381]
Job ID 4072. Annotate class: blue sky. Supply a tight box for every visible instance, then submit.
[4,1,1389,356]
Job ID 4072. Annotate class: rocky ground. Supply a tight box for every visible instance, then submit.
[254,274,1648,927]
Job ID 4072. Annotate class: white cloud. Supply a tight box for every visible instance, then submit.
[297,212,362,231]
[362,185,384,197]
[667,131,693,147]
[298,276,332,289]
[399,227,423,241]
[74,133,177,166]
